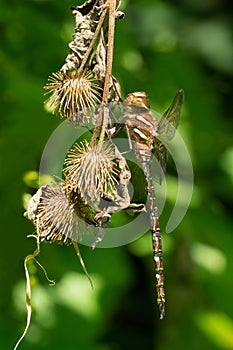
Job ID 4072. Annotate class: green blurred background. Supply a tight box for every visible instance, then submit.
[1,0,233,349]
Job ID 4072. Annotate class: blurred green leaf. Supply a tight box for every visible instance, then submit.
[195,311,233,349]
[190,242,227,274]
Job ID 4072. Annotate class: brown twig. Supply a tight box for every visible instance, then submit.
[102,0,116,104]
[77,5,108,75]
[91,0,117,147]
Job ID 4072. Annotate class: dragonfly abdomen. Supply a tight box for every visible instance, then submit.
[152,226,165,319]
[143,162,166,319]
[134,142,152,164]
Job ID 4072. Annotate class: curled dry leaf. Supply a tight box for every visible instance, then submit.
[61,1,107,72]
[63,0,123,74]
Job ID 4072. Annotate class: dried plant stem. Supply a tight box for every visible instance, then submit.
[91,0,117,147]
[77,6,108,75]
[13,255,33,350]
[13,237,54,350]
[72,240,94,289]
[102,0,116,104]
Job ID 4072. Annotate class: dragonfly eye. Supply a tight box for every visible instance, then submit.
[125,92,150,109]
[139,96,150,109]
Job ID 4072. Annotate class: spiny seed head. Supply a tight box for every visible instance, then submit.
[27,184,95,244]
[35,184,79,243]
[44,70,102,123]
[64,141,119,205]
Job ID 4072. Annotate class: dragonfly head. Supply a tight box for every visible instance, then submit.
[125,91,150,109]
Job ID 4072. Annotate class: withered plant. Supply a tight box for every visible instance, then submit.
[14,1,129,349]
[15,0,184,348]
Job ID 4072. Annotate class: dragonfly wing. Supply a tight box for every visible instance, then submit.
[153,140,168,184]
[158,89,184,141]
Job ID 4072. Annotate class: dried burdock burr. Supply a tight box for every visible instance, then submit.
[45,69,101,123]
[64,140,120,205]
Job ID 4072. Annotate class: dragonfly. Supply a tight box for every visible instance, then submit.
[116,90,184,319]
